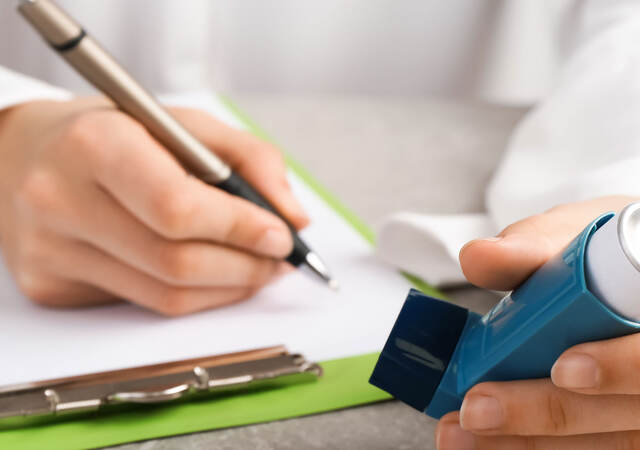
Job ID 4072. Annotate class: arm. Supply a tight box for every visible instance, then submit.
[487,0,640,229]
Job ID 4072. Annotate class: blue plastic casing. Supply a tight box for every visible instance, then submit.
[370,213,640,419]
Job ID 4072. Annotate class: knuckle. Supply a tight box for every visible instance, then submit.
[544,393,570,434]
[524,437,539,450]
[57,114,103,158]
[56,111,137,165]
[158,244,197,284]
[222,203,277,252]
[152,189,196,238]
[220,201,247,244]
[618,431,640,450]
[247,260,278,286]
[15,169,59,214]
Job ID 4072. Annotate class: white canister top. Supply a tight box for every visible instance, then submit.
[585,202,640,322]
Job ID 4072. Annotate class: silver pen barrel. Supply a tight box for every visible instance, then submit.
[18,0,231,183]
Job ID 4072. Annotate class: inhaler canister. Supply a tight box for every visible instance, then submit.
[370,203,640,419]
[584,203,640,321]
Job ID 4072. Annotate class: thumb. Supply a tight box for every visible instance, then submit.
[459,197,638,291]
[459,232,556,291]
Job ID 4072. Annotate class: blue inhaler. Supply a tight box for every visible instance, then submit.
[370,203,640,419]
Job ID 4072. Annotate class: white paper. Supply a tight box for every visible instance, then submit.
[0,94,412,386]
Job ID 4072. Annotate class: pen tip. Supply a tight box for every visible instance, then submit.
[304,252,338,290]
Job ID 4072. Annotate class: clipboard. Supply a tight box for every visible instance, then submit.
[0,346,320,428]
[0,95,444,450]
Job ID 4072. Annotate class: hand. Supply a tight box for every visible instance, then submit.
[435,196,640,449]
[0,97,308,315]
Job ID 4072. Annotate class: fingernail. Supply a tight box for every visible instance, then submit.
[436,421,475,449]
[460,236,502,253]
[460,395,504,431]
[551,353,600,389]
[255,229,292,257]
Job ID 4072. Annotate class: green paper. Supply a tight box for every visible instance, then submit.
[0,96,444,449]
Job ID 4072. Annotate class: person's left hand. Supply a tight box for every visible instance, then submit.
[436,196,640,449]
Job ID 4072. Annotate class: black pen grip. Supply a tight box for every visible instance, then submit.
[215,173,308,266]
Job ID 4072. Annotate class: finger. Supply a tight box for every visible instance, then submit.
[459,196,637,290]
[90,117,294,258]
[47,237,259,315]
[12,271,117,308]
[436,413,475,449]
[551,333,640,395]
[459,233,554,291]
[54,185,286,287]
[170,107,310,229]
[1,224,117,307]
[459,378,640,436]
[436,414,640,450]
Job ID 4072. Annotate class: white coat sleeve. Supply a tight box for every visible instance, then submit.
[487,0,640,229]
[0,66,72,111]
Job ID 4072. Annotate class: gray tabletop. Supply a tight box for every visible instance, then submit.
[111,95,527,450]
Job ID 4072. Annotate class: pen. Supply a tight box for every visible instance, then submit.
[17,0,338,289]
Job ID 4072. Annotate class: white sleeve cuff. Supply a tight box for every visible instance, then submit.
[376,212,498,287]
[0,66,72,111]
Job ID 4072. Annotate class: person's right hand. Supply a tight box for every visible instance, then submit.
[0,97,309,315]
[435,196,640,449]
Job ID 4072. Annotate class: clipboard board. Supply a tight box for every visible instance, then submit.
[0,95,444,450]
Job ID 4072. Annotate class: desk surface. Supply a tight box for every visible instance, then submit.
[111,94,526,450]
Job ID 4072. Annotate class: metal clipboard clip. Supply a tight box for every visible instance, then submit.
[0,346,322,427]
